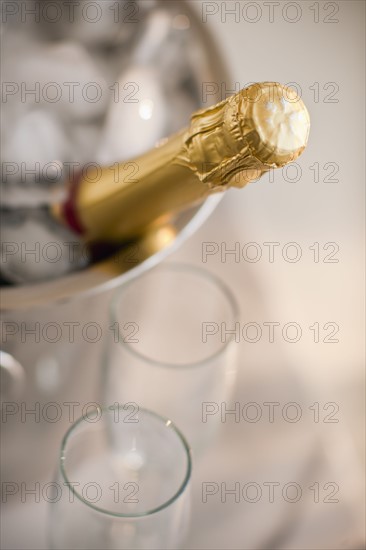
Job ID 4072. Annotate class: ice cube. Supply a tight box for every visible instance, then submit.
[0,210,89,284]
[50,0,139,47]
[132,9,172,65]
[1,110,69,185]
[96,66,167,164]
[70,121,102,165]
[11,40,109,122]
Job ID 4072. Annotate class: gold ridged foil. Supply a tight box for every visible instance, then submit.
[178,82,310,189]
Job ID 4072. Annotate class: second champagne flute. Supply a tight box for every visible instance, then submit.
[103,262,240,452]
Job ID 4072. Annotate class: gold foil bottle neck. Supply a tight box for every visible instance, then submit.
[54,81,310,242]
[178,82,310,189]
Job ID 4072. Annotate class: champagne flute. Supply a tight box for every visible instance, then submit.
[103,262,239,452]
[49,405,192,550]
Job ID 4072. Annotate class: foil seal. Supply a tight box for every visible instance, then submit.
[179,82,310,189]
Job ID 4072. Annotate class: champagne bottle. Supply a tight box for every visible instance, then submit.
[53,82,310,243]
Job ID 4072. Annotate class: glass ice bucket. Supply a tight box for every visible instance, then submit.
[0,0,228,485]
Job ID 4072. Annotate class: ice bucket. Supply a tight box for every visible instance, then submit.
[0,0,227,483]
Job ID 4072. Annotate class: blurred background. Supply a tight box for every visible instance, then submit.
[1,0,365,548]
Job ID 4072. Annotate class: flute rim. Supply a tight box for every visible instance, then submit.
[59,405,192,518]
[110,261,240,370]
